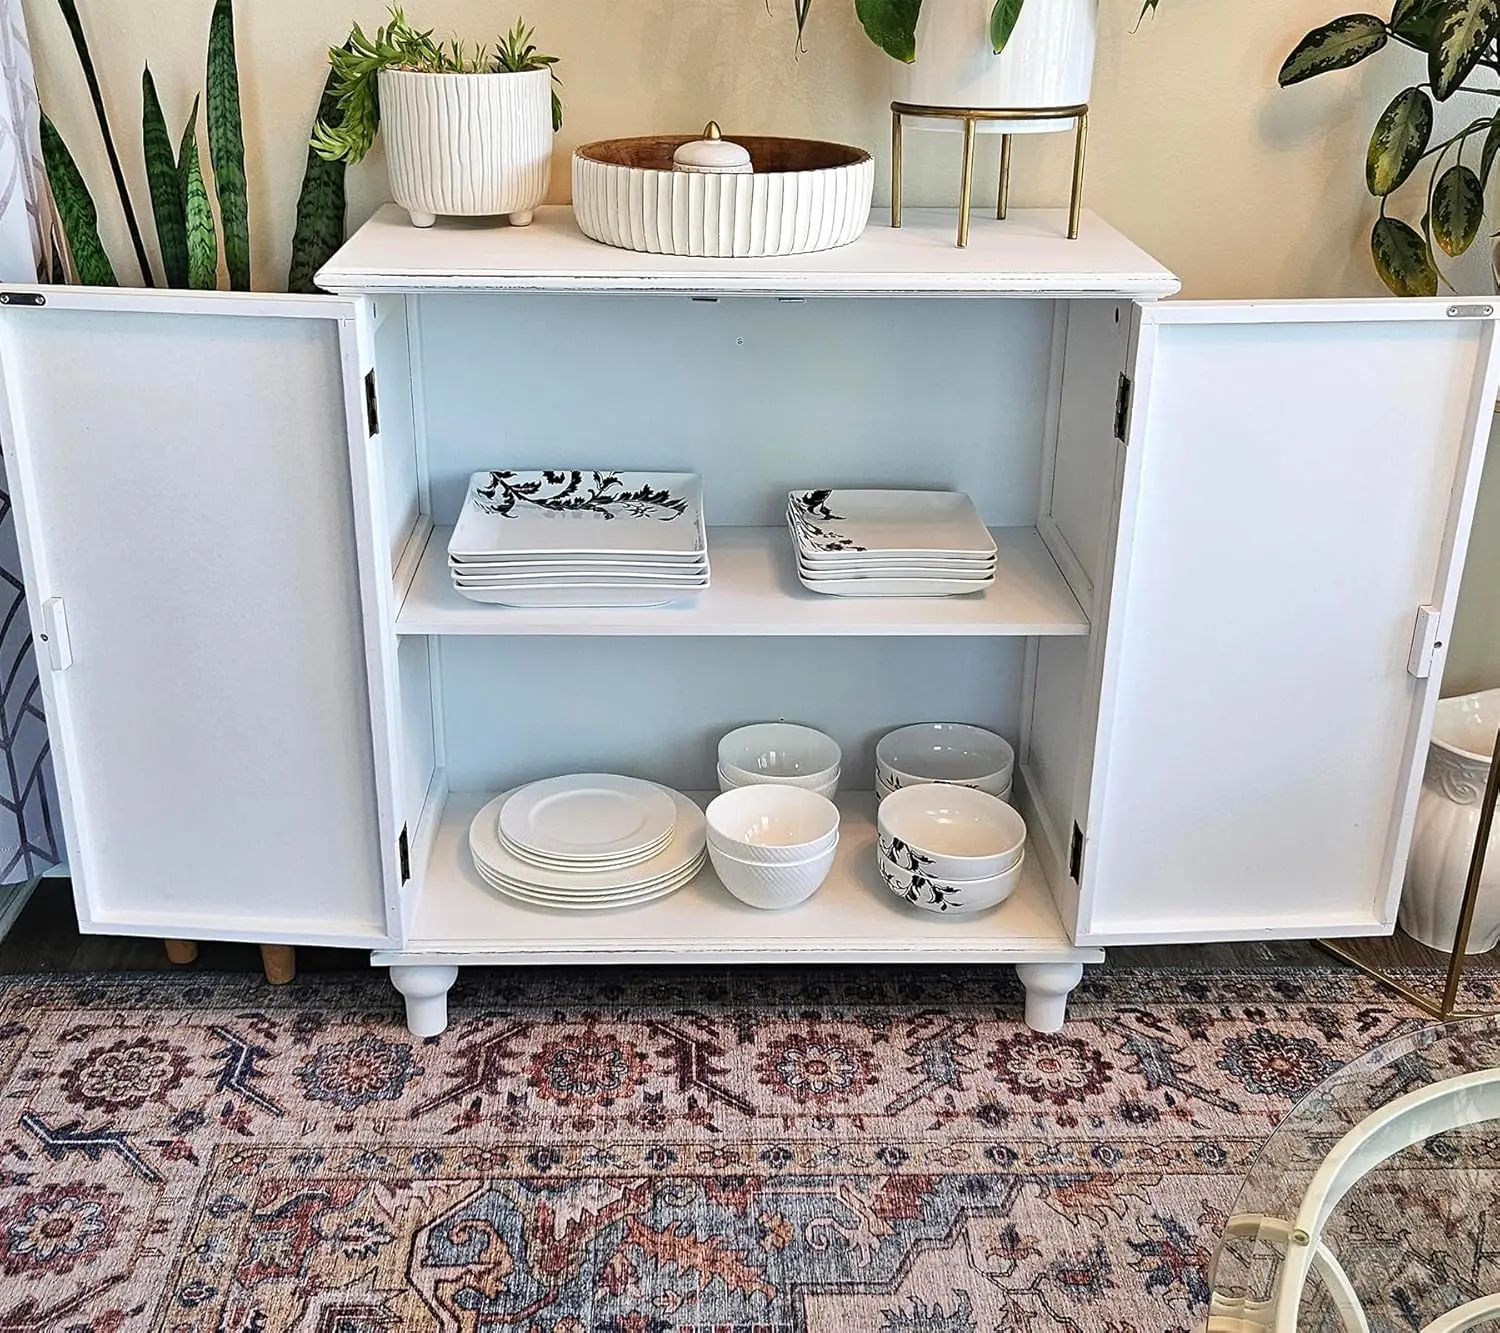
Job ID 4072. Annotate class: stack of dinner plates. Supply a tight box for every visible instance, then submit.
[468,774,706,910]
[448,470,711,608]
[786,489,997,597]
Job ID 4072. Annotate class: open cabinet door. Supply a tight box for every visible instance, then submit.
[0,288,400,947]
[1072,300,1500,945]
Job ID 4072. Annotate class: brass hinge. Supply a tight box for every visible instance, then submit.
[364,369,379,437]
[1113,374,1132,443]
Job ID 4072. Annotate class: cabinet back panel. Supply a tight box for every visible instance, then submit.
[0,304,391,942]
[374,297,421,572]
[436,637,1024,794]
[413,295,1051,526]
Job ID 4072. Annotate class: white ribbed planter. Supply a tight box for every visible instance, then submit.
[572,136,873,258]
[379,67,552,228]
[1399,688,1500,954]
[893,0,1098,134]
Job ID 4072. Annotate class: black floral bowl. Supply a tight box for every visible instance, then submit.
[877,838,1023,916]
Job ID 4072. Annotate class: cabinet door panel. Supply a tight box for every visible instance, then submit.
[0,290,399,946]
[1076,301,1500,944]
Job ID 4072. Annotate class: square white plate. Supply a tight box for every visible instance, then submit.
[787,490,996,558]
[453,584,705,607]
[451,471,706,559]
[797,572,992,598]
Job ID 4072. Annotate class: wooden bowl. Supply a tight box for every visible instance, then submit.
[571,134,874,258]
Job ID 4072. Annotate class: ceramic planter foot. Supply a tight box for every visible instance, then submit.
[407,210,436,228]
[508,209,534,227]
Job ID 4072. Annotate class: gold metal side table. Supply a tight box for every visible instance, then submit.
[890,102,1089,248]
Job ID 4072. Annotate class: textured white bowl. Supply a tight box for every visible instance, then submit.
[710,840,837,909]
[381,68,552,228]
[572,135,873,258]
[718,723,842,787]
[708,822,837,864]
[706,785,841,861]
[876,724,1015,792]
[879,848,1024,915]
[878,784,1026,879]
[718,767,840,799]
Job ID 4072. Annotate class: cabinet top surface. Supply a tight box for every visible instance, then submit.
[318,204,1180,297]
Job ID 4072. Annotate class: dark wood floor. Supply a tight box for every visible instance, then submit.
[0,879,1491,977]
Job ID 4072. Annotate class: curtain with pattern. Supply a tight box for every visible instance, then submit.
[0,0,61,882]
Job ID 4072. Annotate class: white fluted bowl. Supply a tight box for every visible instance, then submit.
[380,67,552,228]
[572,135,874,258]
[709,840,838,910]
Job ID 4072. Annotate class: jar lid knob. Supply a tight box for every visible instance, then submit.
[672,123,753,175]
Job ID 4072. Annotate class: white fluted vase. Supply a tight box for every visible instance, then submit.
[893,0,1098,134]
[1399,688,1500,954]
[379,67,552,228]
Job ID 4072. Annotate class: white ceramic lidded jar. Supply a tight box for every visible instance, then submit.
[1399,688,1500,954]
[672,123,752,175]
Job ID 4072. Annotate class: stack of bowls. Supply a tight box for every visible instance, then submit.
[875,723,1014,803]
[718,723,841,798]
[706,785,840,910]
[876,784,1026,915]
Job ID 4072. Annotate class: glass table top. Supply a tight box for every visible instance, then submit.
[1208,1014,1500,1331]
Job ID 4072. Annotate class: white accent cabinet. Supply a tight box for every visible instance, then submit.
[0,207,1495,1036]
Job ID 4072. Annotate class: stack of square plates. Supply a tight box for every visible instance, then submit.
[448,470,711,608]
[786,489,997,597]
[468,774,706,910]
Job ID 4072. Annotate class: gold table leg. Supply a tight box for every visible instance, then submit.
[997,134,1013,221]
[957,116,977,248]
[1068,111,1089,240]
[891,110,903,229]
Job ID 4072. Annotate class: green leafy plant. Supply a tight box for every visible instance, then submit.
[794,0,1029,62]
[1279,0,1500,295]
[41,0,346,292]
[311,9,563,166]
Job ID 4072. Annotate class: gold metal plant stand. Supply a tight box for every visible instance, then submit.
[1317,725,1500,1021]
[890,101,1089,248]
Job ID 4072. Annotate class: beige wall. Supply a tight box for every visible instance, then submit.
[26,0,1500,686]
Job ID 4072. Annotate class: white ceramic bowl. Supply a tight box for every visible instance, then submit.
[878,848,1024,915]
[877,783,1025,879]
[710,839,837,909]
[706,785,841,863]
[876,770,1012,805]
[718,723,842,790]
[876,723,1014,794]
[718,765,839,799]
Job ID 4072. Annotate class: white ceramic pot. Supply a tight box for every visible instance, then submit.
[1399,688,1500,954]
[379,67,552,228]
[892,0,1098,134]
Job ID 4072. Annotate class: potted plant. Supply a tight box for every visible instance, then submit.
[794,0,1096,134]
[313,8,562,228]
[1275,0,1500,295]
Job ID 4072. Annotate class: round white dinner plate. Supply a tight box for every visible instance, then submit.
[473,854,703,909]
[472,787,705,892]
[499,775,678,861]
[477,858,701,901]
[499,827,673,871]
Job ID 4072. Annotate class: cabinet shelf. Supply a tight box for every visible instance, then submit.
[396,524,1088,637]
[374,790,1102,967]
[317,205,1180,298]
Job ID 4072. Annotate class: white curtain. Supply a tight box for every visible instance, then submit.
[0,0,60,883]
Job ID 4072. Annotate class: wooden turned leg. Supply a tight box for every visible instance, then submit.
[389,964,459,1038]
[1015,961,1086,1033]
[260,944,296,986]
[163,939,198,965]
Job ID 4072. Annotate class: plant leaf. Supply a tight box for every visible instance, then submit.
[990,0,1025,52]
[854,0,923,61]
[1482,119,1500,184]
[54,0,152,284]
[1430,0,1500,100]
[1279,15,1388,85]
[1366,86,1432,195]
[1432,163,1484,254]
[38,112,116,286]
[1371,216,1438,295]
[178,103,218,291]
[141,66,188,287]
[1390,0,1445,45]
[206,0,250,289]
[287,66,346,294]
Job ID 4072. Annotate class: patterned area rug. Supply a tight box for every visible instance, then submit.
[0,965,1479,1333]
